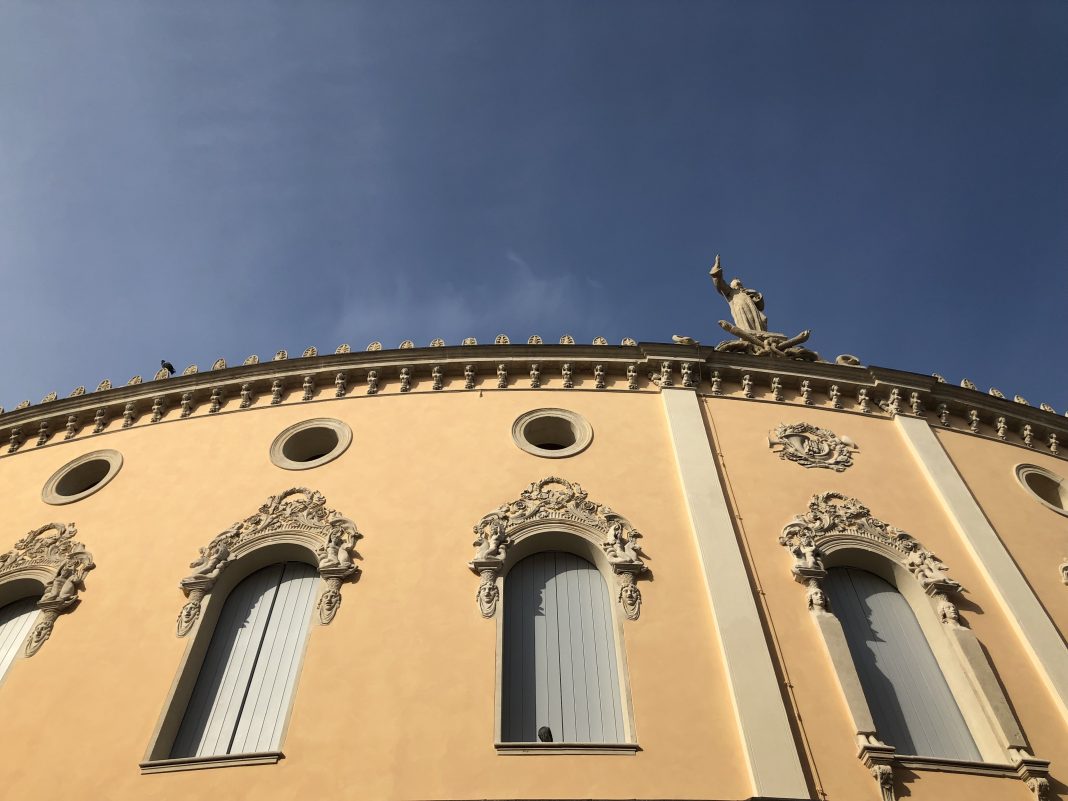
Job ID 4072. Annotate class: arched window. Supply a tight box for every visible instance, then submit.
[501,551,626,743]
[0,596,39,681]
[825,566,979,760]
[170,561,318,758]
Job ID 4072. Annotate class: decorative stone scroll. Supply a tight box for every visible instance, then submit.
[175,488,361,636]
[469,477,647,621]
[779,492,961,596]
[0,523,95,657]
[768,423,857,472]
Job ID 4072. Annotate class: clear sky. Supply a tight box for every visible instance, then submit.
[1,1,1065,411]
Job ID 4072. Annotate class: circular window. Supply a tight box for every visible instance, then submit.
[42,449,123,505]
[1015,464,1068,516]
[512,409,592,458]
[270,418,352,470]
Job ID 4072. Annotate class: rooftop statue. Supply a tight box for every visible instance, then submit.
[709,255,821,361]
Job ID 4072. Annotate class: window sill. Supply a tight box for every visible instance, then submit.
[139,751,284,774]
[495,742,639,756]
[894,755,1017,777]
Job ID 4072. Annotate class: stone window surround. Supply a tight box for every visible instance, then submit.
[41,449,123,505]
[486,526,639,754]
[791,525,1051,799]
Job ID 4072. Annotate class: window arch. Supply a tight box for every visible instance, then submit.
[501,551,625,744]
[469,478,645,752]
[824,566,979,760]
[170,561,318,758]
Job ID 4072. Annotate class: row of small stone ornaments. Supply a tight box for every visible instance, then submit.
[936,373,1062,415]
[0,336,638,413]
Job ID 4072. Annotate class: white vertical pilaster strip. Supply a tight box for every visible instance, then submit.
[896,414,1068,722]
[661,388,809,800]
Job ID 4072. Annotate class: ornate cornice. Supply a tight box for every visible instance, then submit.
[0,344,1064,462]
[469,477,647,620]
[175,488,361,636]
[0,522,95,657]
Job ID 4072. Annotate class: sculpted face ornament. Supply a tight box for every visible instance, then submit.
[476,571,500,618]
[768,422,858,472]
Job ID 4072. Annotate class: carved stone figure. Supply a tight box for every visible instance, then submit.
[530,363,541,389]
[1023,424,1034,447]
[800,380,812,405]
[710,254,767,332]
[618,572,642,620]
[8,427,23,453]
[1050,433,1059,455]
[936,593,960,626]
[961,378,977,390]
[681,363,695,388]
[93,408,108,432]
[497,364,508,389]
[335,372,348,397]
[0,523,95,657]
[476,570,500,618]
[627,364,638,390]
[121,403,136,428]
[431,366,443,391]
[602,521,643,565]
[239,384,254,408]
[711,371,722,396]
[829,384,842,409]
[870,763,894,801]
[967,409,980,433]
[937,403,950,426]
[806,580,828,612]
[36,421,50,446]
[271,379,284,404]
[996,417,1008,440]
[741,374,753,398]
[769,423,857,472]
[771,376,783,401]
[209,388,223,413]
[595,364,606,389]
[908,392,923,416]
[65,415,79,439]
[561,363,573,389]
[180,393,194,418]
[857,389,871,414]
[464,365,475,389]
[302,375,315,401]
[366,370,379,395]
[399,367,411,393]
[884,388,901,416]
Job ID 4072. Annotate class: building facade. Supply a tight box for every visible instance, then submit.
[1,287,1067,801]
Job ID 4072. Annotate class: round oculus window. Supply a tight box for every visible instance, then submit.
[270,418,352,470]
[512,409,592,458]
[42,449,123,505]
[1015,464,1068,516]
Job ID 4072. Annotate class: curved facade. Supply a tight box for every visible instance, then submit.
[0,339,1066,801]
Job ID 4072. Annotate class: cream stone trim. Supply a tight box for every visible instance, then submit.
[510,408,593,459]
[896,415,1068,723]
[268,418,352,471]
[494,742,639,755]
[140,752,284,773]
[1014,463,1068,517]
[660,386,809,801]
[40,449,123,505]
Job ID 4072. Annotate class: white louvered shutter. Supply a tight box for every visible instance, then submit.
[171,562,318,757]
[502,552,625,743]
[826,566,980,760]
[0,597,39,681]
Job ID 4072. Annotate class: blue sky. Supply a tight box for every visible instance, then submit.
[1,1,1065,410]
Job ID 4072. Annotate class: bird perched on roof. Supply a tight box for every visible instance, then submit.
[160,359,176,376]
[537,726,553,743]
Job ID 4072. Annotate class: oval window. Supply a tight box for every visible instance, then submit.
[42,449,123,505]
[270,418,352,470]
[512,409,592,458]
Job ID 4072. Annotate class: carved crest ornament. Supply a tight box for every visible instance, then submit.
[0,522,95,657]
[768,422,858,471]
[469,477,647,621]
[176,488,361,636]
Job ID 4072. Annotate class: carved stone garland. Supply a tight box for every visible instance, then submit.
[0,523,95,657]
[176,488,361,636]
[768,422,858,472]
[470,477,647,621]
